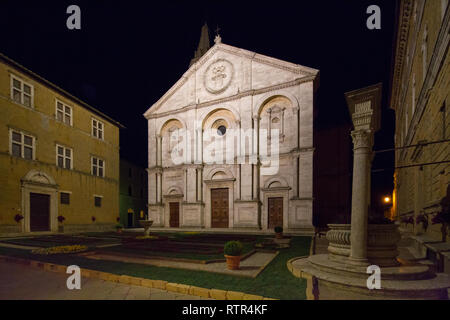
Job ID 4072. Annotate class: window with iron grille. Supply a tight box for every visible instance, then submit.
[94,196,102,207]
[60,192,70,205]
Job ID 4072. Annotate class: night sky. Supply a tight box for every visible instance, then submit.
[0,1,397,208]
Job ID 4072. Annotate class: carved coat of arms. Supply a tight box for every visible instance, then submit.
[204,59,233,94]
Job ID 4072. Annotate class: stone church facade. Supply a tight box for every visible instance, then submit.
[144,30,319,232]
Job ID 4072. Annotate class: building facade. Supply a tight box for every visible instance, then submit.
[0,53,122,234]
[144,33,319,232]
[119,158,148,228]
[390,0,449,240]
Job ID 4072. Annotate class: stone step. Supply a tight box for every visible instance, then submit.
[307,254,434,281]
[289,255,450,300]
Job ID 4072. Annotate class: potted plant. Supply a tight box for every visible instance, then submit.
[14,214,24,223]
[431,212,449,242]
[115,223,124,233]
[274,226,283,239]
[57,215,65,233]
[431,191,450,242]
[416,212,428,232]
[224,241,243,270]
[400,215,414,226]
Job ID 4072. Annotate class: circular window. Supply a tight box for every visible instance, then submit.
[217,125,227,136]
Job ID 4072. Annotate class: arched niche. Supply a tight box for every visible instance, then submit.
[258,95,295,145]
[159,119,185,166]
[201,108,239,131]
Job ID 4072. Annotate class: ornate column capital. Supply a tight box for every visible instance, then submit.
[351,129,373,150]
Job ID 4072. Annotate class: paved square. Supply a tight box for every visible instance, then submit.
[0,261,208,300]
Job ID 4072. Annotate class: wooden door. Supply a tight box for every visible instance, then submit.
[211,188,229,228]
[127,212,133,228]
[30,193,50,232]
[268,197,283,229]
[169,202,180,228]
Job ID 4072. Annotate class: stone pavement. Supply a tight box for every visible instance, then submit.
[0,261,208,300]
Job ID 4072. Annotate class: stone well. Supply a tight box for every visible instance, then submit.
[327,224,401,267]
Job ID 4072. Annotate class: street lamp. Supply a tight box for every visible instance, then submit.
[384,196,391,204]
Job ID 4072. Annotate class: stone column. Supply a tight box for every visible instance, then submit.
[195,129,203,164]
[292,155,299,198]
[156,134,162,166]
[156,171,162,203]
[187,167,196,202]
[349,129,372,265]
[367,150,374,209]
[196,167,203,202]
[252,116,260,200]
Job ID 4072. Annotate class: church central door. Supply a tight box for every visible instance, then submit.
[30,193,50,232]
[211,188,229,228]
[169,202,180,228]
[268,197,283,229]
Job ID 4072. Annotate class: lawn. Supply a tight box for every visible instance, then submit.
[0,235,311,300]
[98,232,262,261]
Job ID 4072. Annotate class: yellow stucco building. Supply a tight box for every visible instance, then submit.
[390,0,449,241]
[0,52,123,234]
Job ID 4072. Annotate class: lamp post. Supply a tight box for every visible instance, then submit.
[345,83,382,265]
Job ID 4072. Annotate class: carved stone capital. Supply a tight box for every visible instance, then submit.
[351,130,373,150]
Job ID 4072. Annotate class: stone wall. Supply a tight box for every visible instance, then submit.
[391,0,449,241]
[145,42,319,231]
[0,58,120,233]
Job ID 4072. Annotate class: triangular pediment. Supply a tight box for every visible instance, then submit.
[144,42,319,118]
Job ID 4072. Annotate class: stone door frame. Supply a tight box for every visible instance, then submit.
[261,187,290,230]
[21,170,58,233]
[210,187,229,228]
[169,201,180,228]
[267,196,284,229]
[163,194,183,228]
[204,179,235,229]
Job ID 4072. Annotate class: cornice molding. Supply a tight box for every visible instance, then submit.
[402,5,449,152]
[145,76,315,120]
[390,0,413,110]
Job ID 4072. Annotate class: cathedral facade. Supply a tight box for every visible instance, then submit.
[144,31,319,232]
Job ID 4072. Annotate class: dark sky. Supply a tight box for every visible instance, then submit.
[0,0,397,201]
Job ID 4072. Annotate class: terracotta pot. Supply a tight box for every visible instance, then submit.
[275,232,283,239]
[225,255,241,270]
